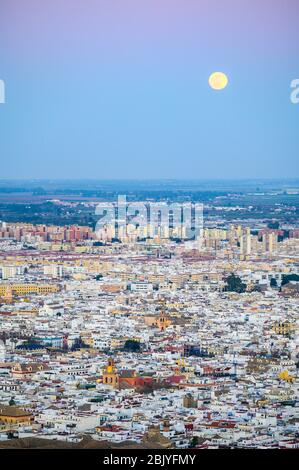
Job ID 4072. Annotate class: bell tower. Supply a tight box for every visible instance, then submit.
[102,358,119,388]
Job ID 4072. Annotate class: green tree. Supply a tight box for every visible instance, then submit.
[224,273,247,293]
[123,339,141,352]
[251,284,262,292]
[281,274,299,286]
[268,221,279,230]
[190,436,199,448]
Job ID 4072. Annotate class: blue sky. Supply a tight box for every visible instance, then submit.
[0,0,298,179]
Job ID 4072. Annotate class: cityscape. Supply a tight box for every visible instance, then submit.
[0,0,298,458]
[0,179,298,449]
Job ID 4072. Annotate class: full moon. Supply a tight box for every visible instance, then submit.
[209,72,228,90]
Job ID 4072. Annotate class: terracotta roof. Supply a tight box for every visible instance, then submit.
[12,362,49,373]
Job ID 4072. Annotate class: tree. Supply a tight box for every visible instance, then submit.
[9,397,16,406]
[268,221,279,229]
[281,274,299,286]
[123,339,141,352]
[190,436,199,448]
[224,273,247,293]
[95,274,103,281]
[71,337,90,351]
[251,284,262,292]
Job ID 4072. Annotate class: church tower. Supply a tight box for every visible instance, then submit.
[102,358,119,388]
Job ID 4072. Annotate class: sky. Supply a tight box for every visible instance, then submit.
[0,0,298,180]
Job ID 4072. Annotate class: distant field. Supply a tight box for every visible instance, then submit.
[0,179,298,226]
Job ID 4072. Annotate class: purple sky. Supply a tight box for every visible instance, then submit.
[2,1,298,61]
[0,0,298,179]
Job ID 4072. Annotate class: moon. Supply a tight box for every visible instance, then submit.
[209,72,228,90]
